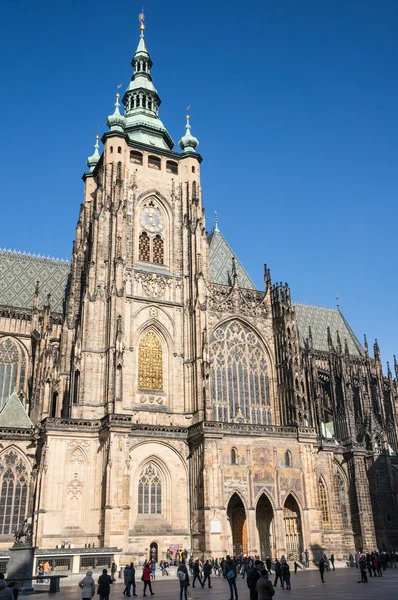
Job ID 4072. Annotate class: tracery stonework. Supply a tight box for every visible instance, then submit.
[0,17,396,566]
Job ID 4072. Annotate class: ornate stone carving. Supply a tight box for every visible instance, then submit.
[208,283,268,318]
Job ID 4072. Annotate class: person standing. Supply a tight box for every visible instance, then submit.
[305,550,309,568]
[273,560,283,589]
[203,560,212,588]
[123,564,131,596]
[79,570,95,600]
[0,575,13,600]
[192,559,204,588]
[318,557,325,583]
[282,562,291,590]
[301,551,306,570]
[111,562,117,583]
[43,560,51,584]
[142,563,154,596]
[330,554,335,571]
[256,569,275,600]
[358,555,368,583]
[98,569,113,600]
[177,562,190,600]
[293,561,302,574]
[225,555,238,600]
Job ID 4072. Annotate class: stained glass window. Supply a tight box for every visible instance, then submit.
[318,479,329,523]
[0,452,28,535]
[138,331,163,391]
[138,463,162,514]
[0,338,26,405]
[209,321,271,423]
[153,235,164,264]
[138,232,150,261]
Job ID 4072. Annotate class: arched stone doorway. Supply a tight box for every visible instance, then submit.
[256,493,275,558]
[149,542,158,562]
[283,494,303,561]
[227,493,248,555]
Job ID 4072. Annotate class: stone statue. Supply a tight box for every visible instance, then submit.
[13,516,33,546]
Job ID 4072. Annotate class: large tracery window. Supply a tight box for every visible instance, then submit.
[138,463,162,514]
[0,451,28,535]
[0,338,26,406]
[318,478,329,523]
[209,320,271,424]
[138,331,163,391]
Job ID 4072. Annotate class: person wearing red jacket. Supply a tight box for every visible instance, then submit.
[142,563,154,597]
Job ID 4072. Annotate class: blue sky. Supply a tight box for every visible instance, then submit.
[1,0,397,365]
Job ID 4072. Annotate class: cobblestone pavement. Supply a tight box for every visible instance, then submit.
[31,566,398,600]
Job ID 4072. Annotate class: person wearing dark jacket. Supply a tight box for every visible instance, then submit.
[318,558,325,583]
[247,560,262,600]
[273,560,283,589]
[265,558,272,575]
[282,562,291,590]
[192,560,204,588]
[98,569,113,600]
[225,556,238,600]
[256,570,275,600]
[203,560,212,588]
[177,563,190,600]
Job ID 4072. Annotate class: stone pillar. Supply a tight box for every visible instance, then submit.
[350,453,377,551]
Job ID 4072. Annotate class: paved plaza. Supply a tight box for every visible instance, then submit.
[31,567,398,600]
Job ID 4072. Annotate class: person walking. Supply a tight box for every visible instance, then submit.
[330,554,335,571]
[192,559,204,588]
[98,569,113,600]
[265,558,272,576]
[374,554,382,577]
[0,575,13,600]
[256,569,275,600]
[273,560,283,589]
[203,560,212,588]
[301,551,306,570]
[142,563,154,597]
[79,570,95,600]
[123,564,131,596]
[293,561,302,574]
[43,560,51,584]
[151,560,156,581]
[177,562,190,600]
[127,563,137,596]
[225,555,238,600]
[111,562,117,583]
[318,557,325,583]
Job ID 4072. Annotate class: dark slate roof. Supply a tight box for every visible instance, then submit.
[0,250,70,313]
[0,391,33,428]
[207,229,256,289]
[294,303,364,357]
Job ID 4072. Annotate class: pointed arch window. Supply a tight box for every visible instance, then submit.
[138,331,163,391]
[318,479,329,523]
[0,451,28,535]
[0,338,26,406]
[139,232,150,262]
[138,463,162,514]
[209,320,271,424]
[153,235,164,264]
[231,448,238,465]
[285,450,292,467]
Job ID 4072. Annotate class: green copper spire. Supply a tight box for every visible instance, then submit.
[86,135,100,172]
[107,93,126,132]
[178,115,199,154]
[122,13,174,150]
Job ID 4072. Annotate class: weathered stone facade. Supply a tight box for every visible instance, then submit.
[0,20,397,567]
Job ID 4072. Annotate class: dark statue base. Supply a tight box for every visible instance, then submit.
[7,546,36,594]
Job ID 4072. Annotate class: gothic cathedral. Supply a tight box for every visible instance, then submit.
[0,19,397,568]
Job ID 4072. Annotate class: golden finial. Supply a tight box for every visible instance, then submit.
[116,93,120,99]
[95,134,99,141]
[186,105,191,120]
[139,9,145,31]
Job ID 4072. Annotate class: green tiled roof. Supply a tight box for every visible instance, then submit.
[294,303,364,357]
[0,391,33,429]
[207,229,256,290]
[0,250,70,313]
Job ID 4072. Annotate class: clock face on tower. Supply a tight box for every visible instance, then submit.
[139,207,165,234]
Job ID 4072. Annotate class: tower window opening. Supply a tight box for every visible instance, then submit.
[110,146,113,154]
[139,232,150,262]
[153,235,164,264]
[166,160,178,175]
[73,370,80,405]
[148,156,161,170]
[231,448,238,465]
[130,151,143,165]
[285,450,292,467]
[192,166,196,173]
[117,146,122,154]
